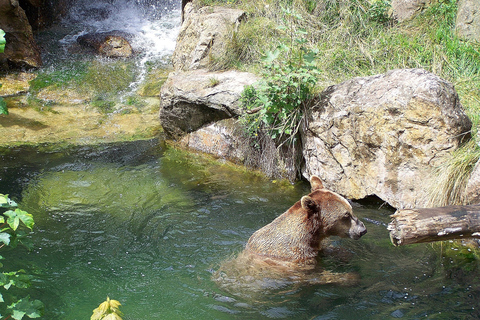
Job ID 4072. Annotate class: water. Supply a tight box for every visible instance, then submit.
[34,0,181,102]
[1,140,480,319]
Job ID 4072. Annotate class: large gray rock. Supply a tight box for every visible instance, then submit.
[0,0,42,69]
[302,68,472,209]
[159,69,258,140]
[172,1,245,71]
[456,0,480,42]
[391,0,433,22]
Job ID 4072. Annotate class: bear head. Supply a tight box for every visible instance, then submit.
[303,175,367,241]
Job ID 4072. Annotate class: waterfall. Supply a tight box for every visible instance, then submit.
[60,0,181,59]
[55,0,181,96]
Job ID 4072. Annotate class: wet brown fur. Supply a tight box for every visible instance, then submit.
[243,175,366,268]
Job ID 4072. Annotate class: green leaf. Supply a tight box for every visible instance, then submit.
[8,296,44,319]
[4,209,34,231]
[297,28,307,35]
[0,232,10,245]
[0,98,7,116]
[0,29,5,53]
[0,194,17,208]
[4,210,20,231]
[262,49,281,64]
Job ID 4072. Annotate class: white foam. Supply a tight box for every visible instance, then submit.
[61,0,181,58]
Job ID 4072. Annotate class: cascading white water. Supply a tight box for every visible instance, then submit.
[58,0,181,93]
[60,0,181,58]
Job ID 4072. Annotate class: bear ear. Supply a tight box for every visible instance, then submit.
[301,196,319,213]
[310,175,324,191]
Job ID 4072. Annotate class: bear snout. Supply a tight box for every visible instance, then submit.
[349,219,367,240]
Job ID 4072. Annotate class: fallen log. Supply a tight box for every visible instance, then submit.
[387,204,480,246]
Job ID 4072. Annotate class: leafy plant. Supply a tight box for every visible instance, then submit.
[0,85,7,116]
[91,297,123,320]
[0,194,43,320]
[240,7,319,146]
[0,29,7,116]
[368,0,391,25]
[0,29,5,53]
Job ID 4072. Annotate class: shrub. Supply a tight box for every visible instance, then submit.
[0,194,43,319]
[240,7,319,146]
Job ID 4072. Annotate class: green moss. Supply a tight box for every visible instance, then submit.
[91,95,116,114]
[29,61,90,94]
[83,60,136,94]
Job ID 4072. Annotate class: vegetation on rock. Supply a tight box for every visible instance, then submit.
[201,0,480,205]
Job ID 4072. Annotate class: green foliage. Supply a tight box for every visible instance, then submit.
[0,29,5,53]
[240,7,319,146]
[368,0,391,25]
[0,94,7,116]
[0,194,43,319]
[0,30,6,115]
[91,297,123,320]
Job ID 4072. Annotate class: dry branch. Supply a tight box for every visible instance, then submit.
[388,204,480,246]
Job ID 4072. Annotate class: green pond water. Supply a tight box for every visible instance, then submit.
[0,140,479,319]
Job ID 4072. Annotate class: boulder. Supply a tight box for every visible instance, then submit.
[391,0,433,22]
[456,0,480,42]
[77,31,133,58]
[172,1,246,71]
[159,69,258,140]
[0,0,42,69]
[302,68,472,209]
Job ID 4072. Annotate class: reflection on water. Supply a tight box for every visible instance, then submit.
[1,140,480,319]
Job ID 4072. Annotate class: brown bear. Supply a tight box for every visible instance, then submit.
[213,175,367,296]
[243,175,367,268]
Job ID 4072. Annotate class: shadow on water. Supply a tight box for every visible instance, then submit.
[1,140,480,319]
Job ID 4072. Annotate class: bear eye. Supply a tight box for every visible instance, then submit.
[343,212,351,219]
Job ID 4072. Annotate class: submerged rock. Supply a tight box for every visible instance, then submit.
[77,30,134,58]
[302,68,472,209]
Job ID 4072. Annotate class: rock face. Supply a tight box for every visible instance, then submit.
[302,69,472,209]
[0,0,42,69]
[20,0,70,30]
[159,69,258,140]
[177,119,303,181]
[77,31,133,58]
[456,0,480,42]
[391,0,433,22]
[172,1,246,71]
